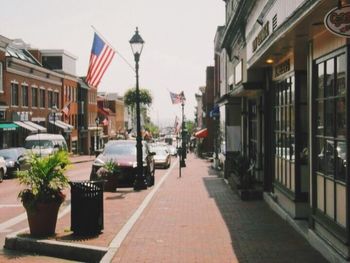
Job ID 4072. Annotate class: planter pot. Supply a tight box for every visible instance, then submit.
[104,173,117,192]
[25,200,62,237]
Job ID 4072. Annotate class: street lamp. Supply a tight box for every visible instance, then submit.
[52,104,58,134]
[95,117,99,152]
[130,27,147,191]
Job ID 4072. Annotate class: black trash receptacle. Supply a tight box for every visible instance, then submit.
[69,180,104,235]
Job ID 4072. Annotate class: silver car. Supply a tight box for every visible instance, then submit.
[0,156,7,182]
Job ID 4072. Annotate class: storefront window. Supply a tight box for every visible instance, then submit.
[316,55,346,182]
[336,54,346,96]
[325,59,334,97]
[314,49,347,228]
[274,76,295,192]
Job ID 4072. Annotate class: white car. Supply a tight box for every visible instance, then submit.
[0,156,7,182]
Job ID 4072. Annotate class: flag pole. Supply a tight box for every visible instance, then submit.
[91,25,135,73]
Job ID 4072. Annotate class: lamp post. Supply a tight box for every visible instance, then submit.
[130,27,147,191]
[52,104,58,134]
[180,101,187,169]
[95,117,99,152]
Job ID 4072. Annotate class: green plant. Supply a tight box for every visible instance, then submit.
[17,150,70,210]
[232,153,255,189]
[96,160,120,179]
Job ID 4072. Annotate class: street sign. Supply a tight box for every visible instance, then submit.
[324,4,350,37]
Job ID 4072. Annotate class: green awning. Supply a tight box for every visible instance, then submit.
[0,123,18,131]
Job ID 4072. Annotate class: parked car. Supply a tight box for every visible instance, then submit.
[153,146,171,169]
[167,145,178,156]
[0,156,7,182]
[24,133,67,157]
[0,147,29,177]
[90,140,155,187]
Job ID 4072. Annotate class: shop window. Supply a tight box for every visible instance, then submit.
[21,84,28,107]
[315,55,346,182]
[11,82,18,106]
[31,87,38,107]
[39,89,45,108]
[274,76,295,192]
[314,50,347,228]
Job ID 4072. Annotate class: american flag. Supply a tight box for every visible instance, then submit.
[62,102,71,117]
[102,118,109,126]
[170,91,185,104]
[86,32,115,88]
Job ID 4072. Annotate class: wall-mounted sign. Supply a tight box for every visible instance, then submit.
[325,4,350,37]
[252,21,270,52]
[274,59,290,78]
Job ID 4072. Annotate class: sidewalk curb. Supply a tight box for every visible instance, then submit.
[4,233,107,262]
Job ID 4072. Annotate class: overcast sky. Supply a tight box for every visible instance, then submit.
[1,0,224,127]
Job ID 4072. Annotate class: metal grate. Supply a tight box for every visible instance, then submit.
[272,14,277,31]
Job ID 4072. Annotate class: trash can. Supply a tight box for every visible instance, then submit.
[69,180,104,235]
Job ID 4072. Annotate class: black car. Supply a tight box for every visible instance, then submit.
[90,140,155,187]
[0,147,29,177]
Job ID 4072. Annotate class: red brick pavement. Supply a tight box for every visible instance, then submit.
[112,153,327,263]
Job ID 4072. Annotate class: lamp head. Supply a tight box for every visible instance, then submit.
[129,27,145,58]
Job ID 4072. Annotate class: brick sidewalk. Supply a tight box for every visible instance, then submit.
[112,153,327,263]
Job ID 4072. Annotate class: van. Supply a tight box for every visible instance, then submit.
[24,133,67,156]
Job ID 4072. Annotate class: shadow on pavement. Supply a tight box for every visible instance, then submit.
[202,172,328,263]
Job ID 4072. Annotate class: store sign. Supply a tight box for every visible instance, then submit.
[325,5,350,37]
[275,59,290,78]
[252,21,270,52]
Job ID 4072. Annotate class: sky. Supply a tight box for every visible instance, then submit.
[1,1,224,127]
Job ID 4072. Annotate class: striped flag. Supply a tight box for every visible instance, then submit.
[62,102,71,117]
[170,91,186,104]
[86,32,115,88]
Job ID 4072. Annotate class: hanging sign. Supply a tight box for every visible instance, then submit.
[324,5,350,37]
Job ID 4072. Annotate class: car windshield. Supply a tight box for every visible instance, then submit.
[0,149,17,159]
[104,143,136,156]
[154,148,167,155]
[24,140,54,149]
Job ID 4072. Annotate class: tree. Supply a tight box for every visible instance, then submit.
[185,120,195,136]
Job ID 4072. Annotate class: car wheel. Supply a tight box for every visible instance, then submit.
[0,169,3,183]
[146,170,154,187]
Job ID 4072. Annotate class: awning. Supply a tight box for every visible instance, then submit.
[194,128,208,138]
[0,123,18,131]
[13,121,37,133]
[49,120,73,132]
[24,121,47,133]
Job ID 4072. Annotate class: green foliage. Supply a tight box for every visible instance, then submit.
[103,160,120,174]
[96,160,120,179]
[124,88,153,106]
[17,151,70,209]
[144,123,159,137]
[185,120,195,136]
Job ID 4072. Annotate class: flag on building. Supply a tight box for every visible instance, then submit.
[170,91,186,104]
[102,117,109,126]
[62,102,71,117]
[86,32,115,88]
